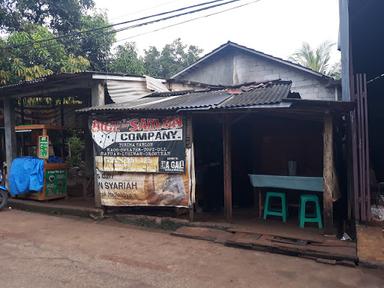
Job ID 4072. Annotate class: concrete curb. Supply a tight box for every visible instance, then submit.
[115,215,382,269]
[113,214,231,231]
[359,260,384,270]
[8,199,104,219]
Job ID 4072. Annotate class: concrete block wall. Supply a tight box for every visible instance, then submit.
[178,49,337,101]
[180,52,234,86]
[233,52,336,101]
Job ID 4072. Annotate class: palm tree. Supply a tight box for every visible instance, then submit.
[289,41,339,77]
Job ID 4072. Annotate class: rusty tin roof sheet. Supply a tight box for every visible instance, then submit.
[78,80,293,113]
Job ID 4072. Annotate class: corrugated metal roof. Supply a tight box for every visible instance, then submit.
[0,72,87,91]
[144,90,231,110]
[145,75,169,92]
[78,80,293,113]
[106,80,150,104]
[0,71,172,102]
[218,82,291,108]
[0,71,146,95]
[107,75,171,104]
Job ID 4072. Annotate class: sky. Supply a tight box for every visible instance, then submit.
[94,0,340,63]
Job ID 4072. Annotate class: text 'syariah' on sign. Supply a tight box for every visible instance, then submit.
[96,170,189,207]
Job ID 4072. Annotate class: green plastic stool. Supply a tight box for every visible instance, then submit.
[263,192,287,222]
[299,194,323,229]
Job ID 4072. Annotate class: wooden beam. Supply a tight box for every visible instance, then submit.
[91,81,105,208]
[60,96,65,158]
[223,115,232,221]
[3,98,16,176]
[84,125,94,180]
[323,113,334,233]
[186,116,195,222]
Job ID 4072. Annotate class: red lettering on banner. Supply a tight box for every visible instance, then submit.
[129,119,139,131]
[93,116,183,132]
[92,120,119,132]
[153,119,161,130]
[173,116,183,128]
[140,119,149,131]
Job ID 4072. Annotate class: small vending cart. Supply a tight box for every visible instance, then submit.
[15,124,68,201]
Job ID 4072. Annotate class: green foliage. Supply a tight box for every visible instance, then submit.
[109,42,145,75]
[0,4,201,84]
[67,133,85,168]
[108,38,203,79]
[0,25,90,85]
[0,1,114,79]
[60,55,90,73]
[144,38,203,78]
[19,96,82,107]
[289,41,340,78]
[0,0,95,34]
[67,13,115,71]
[143,46,161,77]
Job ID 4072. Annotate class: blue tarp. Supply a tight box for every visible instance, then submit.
[9,157,44,196]
[48,156,63,163]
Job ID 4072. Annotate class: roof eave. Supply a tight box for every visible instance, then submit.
[282,98,355,112]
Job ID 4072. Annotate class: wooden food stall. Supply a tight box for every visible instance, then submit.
[15,124,67,201]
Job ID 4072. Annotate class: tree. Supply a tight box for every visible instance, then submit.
[0,1,115,71]
[108,42,145,75]
[0,0,94,34]
[144,38,203,78]
[67,13,115,71]
[0,25,90,85]
[328,62,341,80]
[143,46,161,78]
[289,41,340,78]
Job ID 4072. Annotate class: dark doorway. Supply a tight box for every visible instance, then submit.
[231,114,324,220]
[193,115,224,213]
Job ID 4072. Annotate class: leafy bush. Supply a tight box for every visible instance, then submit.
[67,134,85,168]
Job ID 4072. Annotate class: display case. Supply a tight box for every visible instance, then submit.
[15,124,67,201]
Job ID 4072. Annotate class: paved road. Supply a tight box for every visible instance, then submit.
[0,210,382,288]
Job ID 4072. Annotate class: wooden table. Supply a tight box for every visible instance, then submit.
[248,174,323,218]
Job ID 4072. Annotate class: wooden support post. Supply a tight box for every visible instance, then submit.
[20,98,25,123]
[323,113,334,234]
[258,189,263,219]
[83,95,93,198]
[91,81,105,208]
[20,98,26,155]
[3,98,16,176]
[60,96,65,159]
[186,116,195,222]
[84,126,93,199]
[223,116,232,221]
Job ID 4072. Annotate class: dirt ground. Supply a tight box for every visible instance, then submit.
[0,210,382,288]
[357,224,384,264]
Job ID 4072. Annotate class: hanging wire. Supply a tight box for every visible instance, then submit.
[367,73,384,84]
